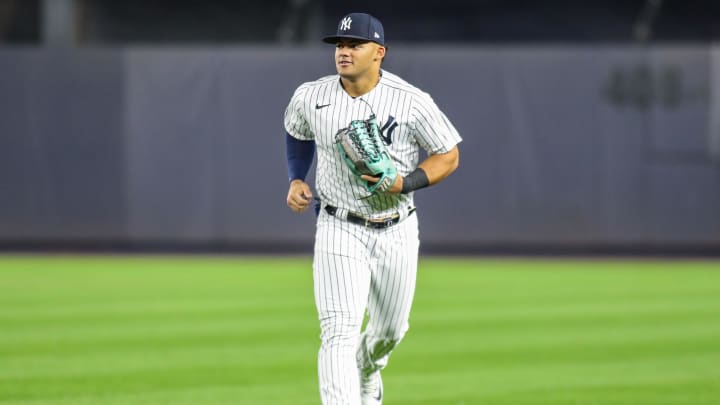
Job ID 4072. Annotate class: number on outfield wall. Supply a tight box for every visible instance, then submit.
[602,64,705,110]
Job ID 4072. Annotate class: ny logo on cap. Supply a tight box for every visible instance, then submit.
[340,17,352,31]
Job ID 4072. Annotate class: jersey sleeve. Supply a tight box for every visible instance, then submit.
[410,92,462,154]
[284,84,314,141]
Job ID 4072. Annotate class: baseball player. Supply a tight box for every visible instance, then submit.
[284,12,461,405]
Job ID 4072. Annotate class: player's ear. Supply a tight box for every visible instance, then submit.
[375,45,386,61]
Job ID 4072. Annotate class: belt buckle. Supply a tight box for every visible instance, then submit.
[381,217,395,228]
[363,216,394,228]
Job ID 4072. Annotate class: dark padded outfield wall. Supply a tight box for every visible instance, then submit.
[1,46,718,252]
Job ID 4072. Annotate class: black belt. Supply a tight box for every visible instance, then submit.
[324,205,416,229]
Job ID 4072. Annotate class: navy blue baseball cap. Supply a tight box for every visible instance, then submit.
[322,13,385,46]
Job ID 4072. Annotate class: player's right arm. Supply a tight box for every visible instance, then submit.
[284,84,315,213]
[287,179,313,213]
[285,134,314,213]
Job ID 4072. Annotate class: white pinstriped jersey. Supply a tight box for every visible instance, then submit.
[284,69,461,217]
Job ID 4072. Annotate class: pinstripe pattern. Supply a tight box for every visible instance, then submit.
[314,209,419,404]
[284,69,460,405]
[284,70,461,217]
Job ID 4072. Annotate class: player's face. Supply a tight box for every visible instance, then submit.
[334,39,385,80]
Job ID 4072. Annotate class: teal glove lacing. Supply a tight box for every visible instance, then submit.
[348,120,382,163]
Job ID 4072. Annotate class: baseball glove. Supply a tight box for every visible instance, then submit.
[335,115,398,194]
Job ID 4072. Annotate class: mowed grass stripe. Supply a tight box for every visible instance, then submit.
[389,364,719,405]
[1,309,313,343]
[0,383,320,405]
[1,256,719,404]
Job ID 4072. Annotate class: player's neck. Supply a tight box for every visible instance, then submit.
[339,71,381,98]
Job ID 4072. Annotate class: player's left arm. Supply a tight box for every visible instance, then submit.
[363,92,462,193]
[417,145,459,186]
[361,145,459,194]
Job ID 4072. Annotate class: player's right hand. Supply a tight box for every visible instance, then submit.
[287,180,313,213]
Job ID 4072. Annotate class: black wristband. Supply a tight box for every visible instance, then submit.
[401,168,430,194]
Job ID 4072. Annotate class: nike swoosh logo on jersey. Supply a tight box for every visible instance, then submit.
[315,103,331,109]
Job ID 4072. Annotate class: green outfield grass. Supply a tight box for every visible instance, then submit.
[0,256,718,404]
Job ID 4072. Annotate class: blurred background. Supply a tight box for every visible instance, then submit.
[1,0,719,255]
